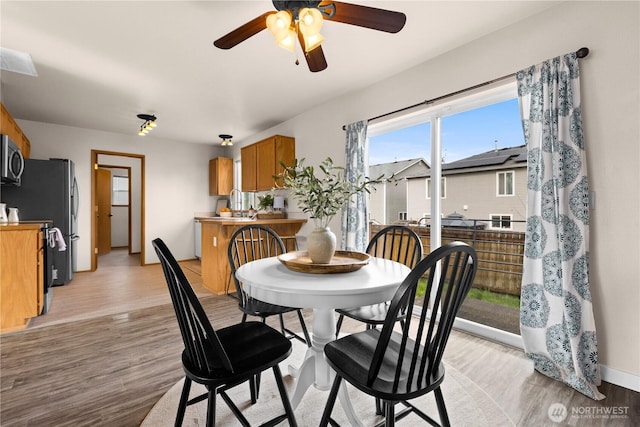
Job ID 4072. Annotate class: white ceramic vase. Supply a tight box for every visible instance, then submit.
[7,207,19,223]
[307,226,336,264]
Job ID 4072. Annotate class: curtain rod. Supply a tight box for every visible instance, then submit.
[342,47,590,130]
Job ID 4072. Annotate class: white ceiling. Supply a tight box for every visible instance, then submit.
[1,1,559,145]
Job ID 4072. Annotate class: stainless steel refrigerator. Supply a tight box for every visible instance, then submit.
[1,158,79,285]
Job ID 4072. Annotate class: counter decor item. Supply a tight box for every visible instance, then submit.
[257,190,287,219]
[7,207,19,223]
[257,191,274,213]
[277,157,380,264]
[0,203,7,223]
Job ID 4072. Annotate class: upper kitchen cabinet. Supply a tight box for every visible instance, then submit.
[209,157,233,195]
[241,135,295,192]
[1,103,31,158]
[241,144,258,192]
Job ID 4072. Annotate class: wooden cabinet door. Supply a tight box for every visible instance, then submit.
[256,138,276,191]
[209,157,233,195]
[0,228,39,332]
[241,135,295,192]
[275,136,295,187]
[0,103,30,158]
[241,144,257,192]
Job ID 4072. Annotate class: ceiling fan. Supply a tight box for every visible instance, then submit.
[213,1,406,72]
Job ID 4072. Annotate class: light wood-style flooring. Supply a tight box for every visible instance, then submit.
[1,249,637,426]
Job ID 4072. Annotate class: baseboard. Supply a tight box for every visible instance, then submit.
[453,317,640,393]
[600,365,640,393]
[453,317,524,350]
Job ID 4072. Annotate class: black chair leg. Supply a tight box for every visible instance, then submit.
[249,375,257,403]
[297,309,312,347]
[273,365,298,427]
[206,388,216,427]
[434,386,451,427]
[278,313,286,335]
[335,314,344,339]
[320,374,343,427]
[255,373,261,398]
[175,377,191,427]
[384,400,395,427]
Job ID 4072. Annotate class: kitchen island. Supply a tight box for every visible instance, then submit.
[197,217,307,295]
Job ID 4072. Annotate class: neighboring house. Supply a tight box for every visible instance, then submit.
[371,145,528,232]
[369,158,430,225]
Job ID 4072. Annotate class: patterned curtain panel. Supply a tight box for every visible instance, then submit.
[517,52,604,400]
[341,120,369,251]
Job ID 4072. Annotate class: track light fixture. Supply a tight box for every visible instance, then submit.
[137,114,157,136]
[219,134,233,146]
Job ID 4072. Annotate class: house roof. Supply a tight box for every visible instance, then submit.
[370,158,429,181]
[443,145,527,171]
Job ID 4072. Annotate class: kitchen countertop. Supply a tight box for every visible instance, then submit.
[195,217,306,226]
[0,220,52,230]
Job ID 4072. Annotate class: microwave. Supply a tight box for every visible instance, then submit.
[1,134,24,185]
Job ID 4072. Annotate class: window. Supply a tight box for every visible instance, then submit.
[368,81,525,348]
[112,175,129,206]
[491,214,512,229]
[398,212,407,221]
[497,171,514,196]
[426,177,446,199]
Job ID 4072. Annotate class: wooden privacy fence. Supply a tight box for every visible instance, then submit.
[370,223,525,297]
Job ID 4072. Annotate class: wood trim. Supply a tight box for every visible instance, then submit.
[90,150,145,271]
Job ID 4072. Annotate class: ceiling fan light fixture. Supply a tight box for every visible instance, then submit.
[298,7,324,52]
[302,32,324,53]
[275,28,297,52]
[298,8,323,35]
[266,10,292,38]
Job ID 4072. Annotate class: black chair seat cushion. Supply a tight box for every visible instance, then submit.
[182,321,292,383]
[337,303,404,325]
[324,329,445,401]
[240,298,300,317]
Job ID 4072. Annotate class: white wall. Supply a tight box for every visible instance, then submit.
[17,0,639,389]
[228,2,640,387]
[16,121,227,269]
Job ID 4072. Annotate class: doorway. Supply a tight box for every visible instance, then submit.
[90,150,145,270]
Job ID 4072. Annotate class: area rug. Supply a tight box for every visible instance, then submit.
[141,341,514,426]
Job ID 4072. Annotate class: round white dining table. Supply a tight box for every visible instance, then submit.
[235,255,411,427]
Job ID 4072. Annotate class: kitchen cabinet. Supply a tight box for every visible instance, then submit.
[198,218,306,294]
[209,157,233,195]
[0,224,44,333]
[241,135,295,192]
[241,144,258,192]
[1,103,31,158]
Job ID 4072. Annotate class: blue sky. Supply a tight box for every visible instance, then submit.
[369,98,524,165]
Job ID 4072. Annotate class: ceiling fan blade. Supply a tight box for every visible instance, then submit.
[214,12,275,49]
[304,45,328,72]
[297,29,328,72]
[320,1,406,33]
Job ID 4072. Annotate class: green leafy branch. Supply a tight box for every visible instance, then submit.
[276,157,382,228]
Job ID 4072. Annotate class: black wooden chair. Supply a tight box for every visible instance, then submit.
[152,238,297,427]
[320,242,478,427]
[228,224,311,347]
[335,225,423,338]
